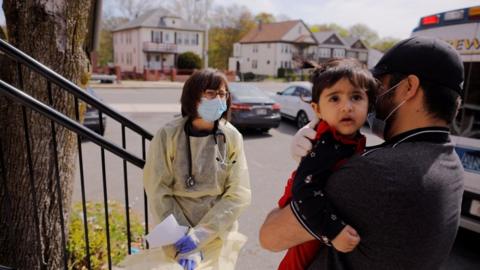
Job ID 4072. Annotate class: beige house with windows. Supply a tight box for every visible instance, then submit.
[112,7,206,75]
[229,22,371,76]
[228,20,318,76]
[311,31,369,65]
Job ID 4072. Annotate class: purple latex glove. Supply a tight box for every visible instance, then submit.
[178,251,202,270]
[175,234,198,254]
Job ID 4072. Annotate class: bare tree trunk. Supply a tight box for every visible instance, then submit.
[0,1,93,269]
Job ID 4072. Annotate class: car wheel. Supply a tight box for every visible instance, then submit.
[296,111,309,129]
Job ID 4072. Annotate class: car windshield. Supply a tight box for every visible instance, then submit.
[229,84,268,98]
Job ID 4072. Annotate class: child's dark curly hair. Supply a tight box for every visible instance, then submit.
[310,58,378,111]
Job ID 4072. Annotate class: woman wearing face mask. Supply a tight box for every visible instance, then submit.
[123,69,251,270]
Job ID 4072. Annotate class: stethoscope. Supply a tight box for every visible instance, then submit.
[184,121,234,189]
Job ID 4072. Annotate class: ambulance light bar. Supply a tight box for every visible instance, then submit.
[468,6,480,19]
[421,15,439,25]
[444,10,464,21]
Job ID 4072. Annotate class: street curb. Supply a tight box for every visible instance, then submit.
[91,80,184,89]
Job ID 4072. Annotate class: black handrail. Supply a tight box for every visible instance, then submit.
[0,38,153,141]
[0,38,154,269]
[0,80,145,168]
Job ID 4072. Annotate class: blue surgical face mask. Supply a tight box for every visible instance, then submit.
[197,97,227,122]
[367,80,406,139]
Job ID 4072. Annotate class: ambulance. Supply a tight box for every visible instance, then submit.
[411,6,480,233]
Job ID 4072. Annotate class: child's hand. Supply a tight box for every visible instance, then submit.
[331,225,360,253]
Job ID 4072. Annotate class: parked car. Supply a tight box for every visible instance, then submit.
[228,83,281,132]
[82,87,107,136]
[274,82,316,128]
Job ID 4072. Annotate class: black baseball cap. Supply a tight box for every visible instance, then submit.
[371,36,464,94]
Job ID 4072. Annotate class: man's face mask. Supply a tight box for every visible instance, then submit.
[367,80,406,139]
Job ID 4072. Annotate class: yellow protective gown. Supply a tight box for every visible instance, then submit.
[121,117,251,270]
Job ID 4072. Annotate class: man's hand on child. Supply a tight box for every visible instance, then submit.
[291,118,318,162]
[331,225,360,253]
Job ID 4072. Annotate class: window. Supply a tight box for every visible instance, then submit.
[267,43,271,48]
[191,35,195,45]
[333,49,345,58]
[252,60,258,69]
[177,33,182,44]
[184,33,189,44]
[267,60,270,65]
[319,48,331,58]
[281,86,296,96]
[293,87,303,97]
[347,51,356,58]
[301,87,312,98]
[196,34,199,45]
[165,33,170,42]
[253,45,258,53]
[358,52,367,61]
[151,31,162,43]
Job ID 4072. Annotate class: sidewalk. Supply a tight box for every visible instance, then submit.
[91,80,184,89]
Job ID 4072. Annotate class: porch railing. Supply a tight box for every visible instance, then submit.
[0,38,154,270]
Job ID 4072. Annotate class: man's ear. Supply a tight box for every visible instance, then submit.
[404,75,421,100]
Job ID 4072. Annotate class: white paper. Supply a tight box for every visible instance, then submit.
[144,214,188,248]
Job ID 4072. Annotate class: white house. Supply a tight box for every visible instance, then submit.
[344,36,369,64]
[368,48,384,68]
[112,7,206,75]
[228,20,318,76]
[230,23,373,76]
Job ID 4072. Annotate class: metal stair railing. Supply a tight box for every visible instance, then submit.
[0,38,154,270]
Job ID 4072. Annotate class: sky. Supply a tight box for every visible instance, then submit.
[214,0,479,39]
[0,0,478,39]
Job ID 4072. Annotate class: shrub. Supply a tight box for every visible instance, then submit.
[177,51,202,69]
[285,69,297,82]
[242,72,255,81]
[277,68,286,78]
[67,201,144,269]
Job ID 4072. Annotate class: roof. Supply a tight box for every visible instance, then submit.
[344,36,368,50]
[240,20,308,43]
[313,31,335,43]
[343,36,358,46]
[114,7,205,32]
[313,31,347,46]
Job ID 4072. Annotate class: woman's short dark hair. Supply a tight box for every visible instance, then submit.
[180,69,231,119]
[310,58,377,110]
[388,73,460,124]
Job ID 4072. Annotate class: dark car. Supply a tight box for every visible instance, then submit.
[82,87,107,136]
[228,83,281,132]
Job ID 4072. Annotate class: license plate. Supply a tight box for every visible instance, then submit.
[256,108,267,115]
[470,200,480,217]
